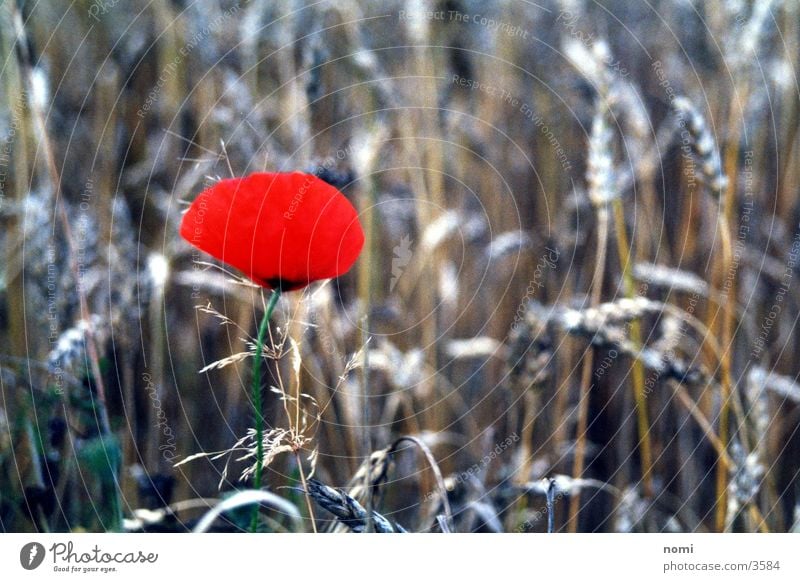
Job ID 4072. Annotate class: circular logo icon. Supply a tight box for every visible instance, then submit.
[20,542,46,570]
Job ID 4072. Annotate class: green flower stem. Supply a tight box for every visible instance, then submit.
[250,288,281,531]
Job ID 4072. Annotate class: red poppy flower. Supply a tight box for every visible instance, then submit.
[180,172,364,290]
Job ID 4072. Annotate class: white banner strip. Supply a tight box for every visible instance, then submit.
[1,533,798,580]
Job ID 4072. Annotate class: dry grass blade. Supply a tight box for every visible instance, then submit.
[193,490,302,533]
[633,263,710,296]
[389,435,454,531]
[748,367,800,404]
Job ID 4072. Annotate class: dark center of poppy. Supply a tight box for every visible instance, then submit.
[261,277,302,291]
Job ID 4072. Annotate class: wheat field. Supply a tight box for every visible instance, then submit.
[0,0,799,533]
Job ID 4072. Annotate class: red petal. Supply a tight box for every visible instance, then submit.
[180,172,364,289]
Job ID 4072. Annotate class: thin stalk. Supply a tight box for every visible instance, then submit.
[516,390,539,486]
[715,89,745,531]
[546,478,557,533]
[568,204,609,532]
[513,370,543,526]
[715,212,735,532]
[250,289,281,532]
[611,198,654,498]
[295,451,318,533]
[358,170,377,531]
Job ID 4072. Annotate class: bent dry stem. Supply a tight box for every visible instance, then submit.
[251,289,281,531]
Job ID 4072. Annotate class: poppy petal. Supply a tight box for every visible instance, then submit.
[180,172,364,290]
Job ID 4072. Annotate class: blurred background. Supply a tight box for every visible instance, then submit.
[0,0,799,533]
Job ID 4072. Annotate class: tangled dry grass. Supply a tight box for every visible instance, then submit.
[1,0,799,533]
